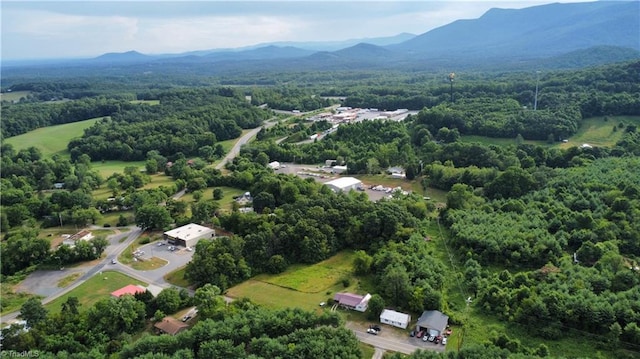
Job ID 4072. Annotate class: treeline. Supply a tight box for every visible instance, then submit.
[249,87,335,111]
[1,97,133,138]
[3,286,359,359]
[67,88,269,161]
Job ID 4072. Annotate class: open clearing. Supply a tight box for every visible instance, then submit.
[45,271,146,313]
[257,251,355,293]
[92,160,146,178]
[227,250,371,311]
[0,91,32,102]
[4,117,103,157]
[558,115,640,149]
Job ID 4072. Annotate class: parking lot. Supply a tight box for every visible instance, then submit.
[273,163,410,202]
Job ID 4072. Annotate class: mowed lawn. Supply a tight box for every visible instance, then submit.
[45,271,146,313]
[558,115,640,149]
[4,117,103,157]
[92,160,146,178]
[0,90,32,102]
[227,251,366,311]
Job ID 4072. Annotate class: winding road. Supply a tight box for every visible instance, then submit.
[1,120,275,326]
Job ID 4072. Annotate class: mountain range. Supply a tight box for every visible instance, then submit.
[4,1,639,74]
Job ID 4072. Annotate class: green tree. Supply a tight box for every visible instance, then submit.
[366,294,385,320]
[20,297,47,328]
[353,250,373,275]
[135,205,172,230]
[155,288,182,314]
[213,188,224,200]
[193,284,225,320]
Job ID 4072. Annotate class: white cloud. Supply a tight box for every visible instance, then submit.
[0,0,599,60]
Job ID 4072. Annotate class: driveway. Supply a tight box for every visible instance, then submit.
[129,241,195,286]
[346,321,446,355]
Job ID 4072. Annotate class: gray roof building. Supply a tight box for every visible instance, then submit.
[416,310,449,335]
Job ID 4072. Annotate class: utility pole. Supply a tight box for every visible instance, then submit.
[534,71,541,111]
[449,73,455,103]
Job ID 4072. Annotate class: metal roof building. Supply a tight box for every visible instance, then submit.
[324,177,362,192]
[164,223,216,248]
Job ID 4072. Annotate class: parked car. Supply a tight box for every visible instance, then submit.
[157,242,165,246]
[427,334,436,342]
[182,315,191,322]
[434,335,442,344]
[441,337,448,345]
[366,328,377,335]
[422,334,430,342]
[111,259,116,264]
[445,328,452,335]
[416,330,424,338]
[371,325,381,332]
[409,330,416,337]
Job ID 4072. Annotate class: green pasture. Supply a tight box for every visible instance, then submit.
[558,115,640,149]
[227,250,369,311]
[44,271,146,313]
[3,117,103,157]
[258,251,356,293]
[92,160,146,178]
[0,91,31,102]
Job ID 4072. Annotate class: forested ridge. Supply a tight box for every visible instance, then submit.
[1,60,639,358]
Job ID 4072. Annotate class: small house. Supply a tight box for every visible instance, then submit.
[380,309,411,329]
[154,316,189,336]
[333,292,371,312]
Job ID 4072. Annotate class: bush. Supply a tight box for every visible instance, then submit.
[139,237,150,245]
[103,223,111,227]
[341,277,351,287]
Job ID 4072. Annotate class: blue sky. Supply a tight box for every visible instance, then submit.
[1,1,595,60]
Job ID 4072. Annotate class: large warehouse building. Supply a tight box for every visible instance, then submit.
[164,223,216,248]
[324,177,362,192]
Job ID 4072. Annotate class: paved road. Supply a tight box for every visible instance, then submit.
[216,119,278,170]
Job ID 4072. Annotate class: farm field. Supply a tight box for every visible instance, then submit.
[44,271,146,313]
[226,250,371,311]
[130,100,160,105]
[3,117,103,157]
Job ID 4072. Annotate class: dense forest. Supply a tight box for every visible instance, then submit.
[1,60,639,358]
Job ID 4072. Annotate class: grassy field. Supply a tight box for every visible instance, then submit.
[91,160,147,178]
[459,135,547,147]
[558,115,640,149]
[99,211,134,228]
[164,266,190,288]
[0,91,31,102]
[58,272,83,288]
[258,251,356,293]
[130,100,160,105]
[459,116,640,150]
[0,274,39,315]
[45,271,146,313]
[4,117,103,157]
[226,250,369,312]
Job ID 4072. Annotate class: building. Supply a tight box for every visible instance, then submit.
[333,292,371,312]
[164,223,216,248]
[331,165,348,174]
[154,316,189,336]
[111,284,147,298]
[380,309,411,329]
[415,310,449,336]
[268,161,281,170]
[324,177,362,192]
[62,230,94,247]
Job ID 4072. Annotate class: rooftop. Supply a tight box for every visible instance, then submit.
[325,176,361,189]
[111,284,146,298]
[164,223,215,240]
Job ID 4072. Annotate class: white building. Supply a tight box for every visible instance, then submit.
[380,309,411,329]
[331,165,348,174]
[164,223,216,248]
[324,177,362,192]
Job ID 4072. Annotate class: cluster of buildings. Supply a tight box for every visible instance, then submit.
[310,107,413,126]
[333,291,449,334]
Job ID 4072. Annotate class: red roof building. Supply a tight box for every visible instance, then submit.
[111,284,146,298]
